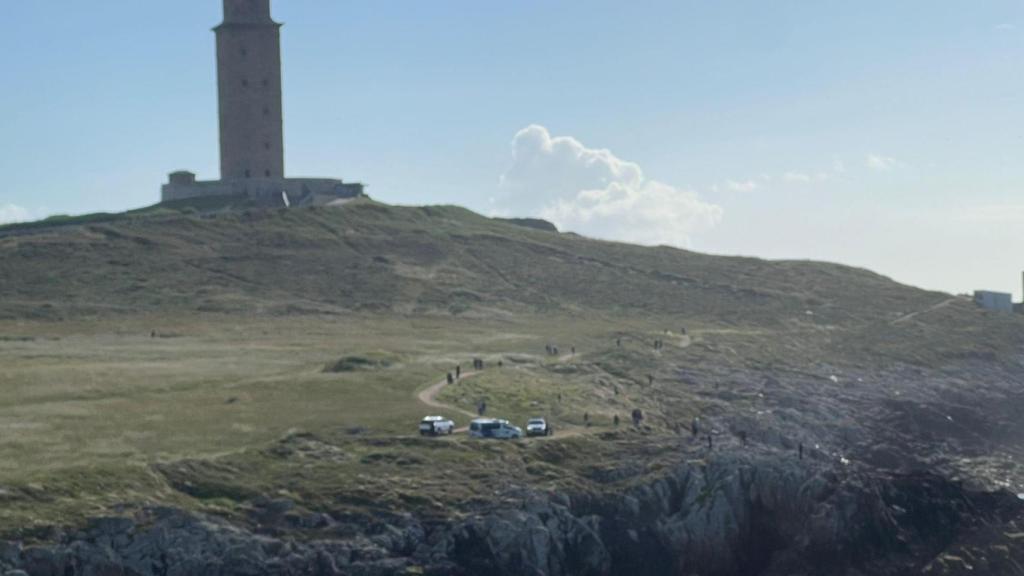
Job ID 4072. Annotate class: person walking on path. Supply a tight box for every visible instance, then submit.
[447,372,454,385]
[456,365,461,379]
[631,408,644,426]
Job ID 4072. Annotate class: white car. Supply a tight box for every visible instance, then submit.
[468,418,523,439]
[419,416,455,436]
[525,417,552,437]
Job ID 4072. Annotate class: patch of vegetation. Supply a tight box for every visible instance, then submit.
[324,353,397,373]
[494,217,559,233]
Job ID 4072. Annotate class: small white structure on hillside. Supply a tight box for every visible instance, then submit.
[974,290,1013,313]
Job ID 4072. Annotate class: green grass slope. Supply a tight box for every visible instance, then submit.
[0,199,950,324]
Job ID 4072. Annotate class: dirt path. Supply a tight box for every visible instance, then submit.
[415,369,588,439]
[417,371,480,419]
[892,298,959,324]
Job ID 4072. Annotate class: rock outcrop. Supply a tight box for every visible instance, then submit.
[4,452,1019,576]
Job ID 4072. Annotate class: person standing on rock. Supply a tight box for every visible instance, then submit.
[691,417,699,438]
[584,412,590,427]
[616,337,621,347]
[456,365,461,379]
[799,443,804,460]
[614,414,620,426]
[447,372,454,385]
[647,374,654,385]
[571,346,576,356]
[707,435,713,450]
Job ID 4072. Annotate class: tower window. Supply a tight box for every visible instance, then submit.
[262,78,269,87]
[241,78,249,87]
[245,169,251,178]
[264,142,270,150]
[240,47,248,57]
[265,170,271,177]
[263,107,270,116]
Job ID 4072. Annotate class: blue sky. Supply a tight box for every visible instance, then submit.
[2,1,1023,298]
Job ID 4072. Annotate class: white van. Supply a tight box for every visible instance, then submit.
[469,418,523,439]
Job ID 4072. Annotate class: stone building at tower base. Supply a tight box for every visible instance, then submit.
[162,172,364,207]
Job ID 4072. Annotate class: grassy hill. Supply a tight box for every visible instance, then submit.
[0,199,959,323]
[1,199,1023,554]
[3,198,1019,366]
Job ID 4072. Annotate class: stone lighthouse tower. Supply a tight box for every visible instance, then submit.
[215,0,284,181]
[160,0,363,203]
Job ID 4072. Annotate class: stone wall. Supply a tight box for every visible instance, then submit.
[161,176,364,206]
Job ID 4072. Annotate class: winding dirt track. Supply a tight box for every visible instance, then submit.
[415,368,585,439]
[417,371,480,419]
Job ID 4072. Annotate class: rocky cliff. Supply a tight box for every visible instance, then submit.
[4,449,1022,576]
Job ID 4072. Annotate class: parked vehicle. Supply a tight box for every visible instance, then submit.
[468,418,523,439]
[525,417,553,437]
[419,415,455,436]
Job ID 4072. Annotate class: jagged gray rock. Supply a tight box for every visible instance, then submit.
[3,451,1014,576]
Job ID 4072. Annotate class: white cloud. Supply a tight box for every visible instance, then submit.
[498,125,722,247]
[725,179,758,192]
[995,23,1016,31]
[0,204,31,225]
[866,154,899,171]
[781,170,832,184]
